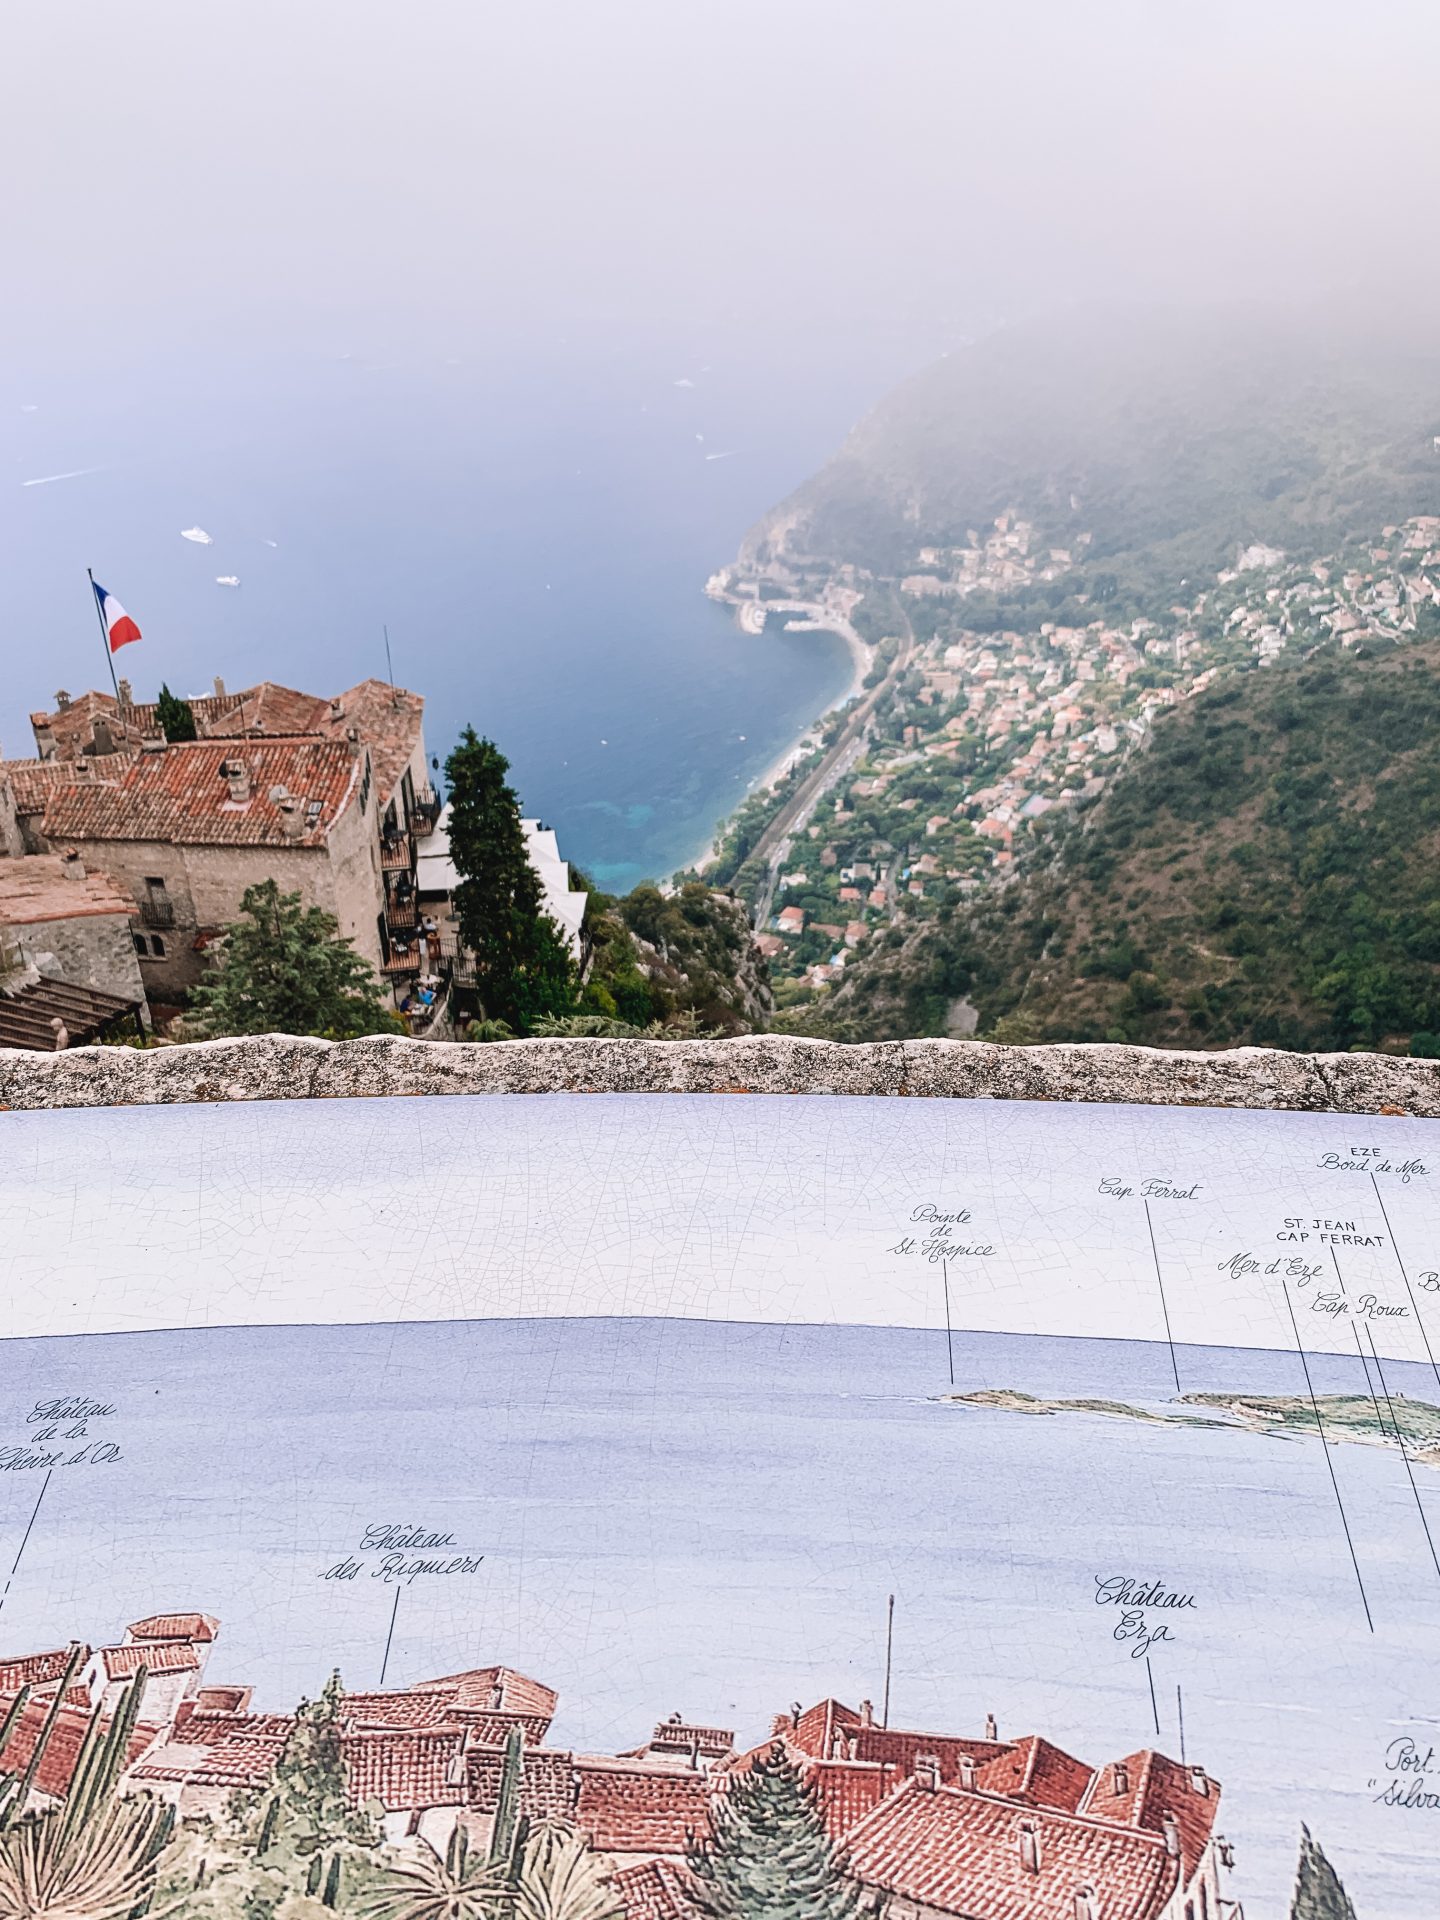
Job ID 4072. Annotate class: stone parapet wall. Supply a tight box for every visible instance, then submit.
[2,1033,1439,1114]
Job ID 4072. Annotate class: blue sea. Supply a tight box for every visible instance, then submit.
[0,1316,1434,1915]
[5,338,873,890]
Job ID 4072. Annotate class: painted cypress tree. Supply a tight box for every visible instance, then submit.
[1290,1826,1358,1919]
[155,683,198,742]
[443,727,576,1032]
[268,1671,368,1856]
[686,1743,865,1920]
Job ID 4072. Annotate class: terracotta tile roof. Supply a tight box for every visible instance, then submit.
[801,1758,899,1838]
[340,1687,460,1731]
[575,1757,712,1855]
[321,681,425,808]
[36,739,362,849]
[130,1731,286,1790]
[179,1711,296,1745]
[1081,1751,1220,1879]
[646,1719,735,1761]
[219,684,333,737]
[411,1665,559,1722]
[611,1859,699,1919]
[466,1742,579,1824]
[0,1648,89,1692]
[0,856,136,925]
[341,1729,467,1809]
[126,1613,219,1644]
[97,1642,202,1678]
[1,759,73,816]
[975,1734,1096,1813]
[844,1779,1180,1920]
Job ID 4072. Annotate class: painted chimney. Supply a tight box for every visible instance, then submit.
[1112,1761,1130,1796]
[1073,1888,1098,1920]
[859,1700,875,1729]
[958,1754,977,1790]
[1018,1821,1041,1874]
[223,759,252,805]
[1161,1811,1181,1858]
[985,1713,998,1742]
[914,1754,940,1792]
[1190,1765,1209,1797]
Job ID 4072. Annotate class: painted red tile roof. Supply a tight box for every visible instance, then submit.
[177,1710,296,1746]
[0,856,135,925]
[126,1612,219,1644]
[130,1732,286,1790]
[802,1758,899,1838]
[844,1779,1179,1920]
[409,1665,559,1722]
[342,1728,467,1809]
[96,1643,202,1679]
[1081,1751,1220,1878]
[611,1859,699,1920]
[575,1757,712,1855]
[0,1648,89,1692]
[36,739,362,848]
[466,1742,579,1824]
[340,1687,460,1731]
[975,1735,1096,1813]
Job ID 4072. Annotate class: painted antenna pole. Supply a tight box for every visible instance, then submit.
[882,1593,895,1729]
[87,569,120,699]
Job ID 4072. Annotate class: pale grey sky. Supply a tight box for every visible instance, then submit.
[7,0,1439,370]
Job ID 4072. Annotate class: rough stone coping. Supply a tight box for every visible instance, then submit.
[0,1033,1438,1115]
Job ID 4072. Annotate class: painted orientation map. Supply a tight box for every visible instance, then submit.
[0,1092,1436,1920]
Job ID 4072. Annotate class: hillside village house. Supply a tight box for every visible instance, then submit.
[0,852,149,1049]
[0,1601,1235,1920]
[2,676,436,1007]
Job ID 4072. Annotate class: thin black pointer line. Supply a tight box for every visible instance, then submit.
[1368,1172,1440,1394]
[942,1266,955,1386]
[1142,1199,1181,1394]
[1351,1321,1390,1441]
[1145,1655,1160,1737]
[1365,1322,1440,1584]
[379,1586,401,1687]
[0,1471,51,1621]
[1283,1282,1373,1632]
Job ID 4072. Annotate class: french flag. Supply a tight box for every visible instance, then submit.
[92,579,142,652]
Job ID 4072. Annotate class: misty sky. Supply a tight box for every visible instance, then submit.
[9,0,1440,379]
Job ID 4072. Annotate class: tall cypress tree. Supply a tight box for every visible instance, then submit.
[444,727,576,1031]
[687,1744,865,1920]
[1290,1826,1358,1920]
[155,683,197,741]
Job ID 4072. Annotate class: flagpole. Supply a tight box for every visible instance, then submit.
[86,569,121,699]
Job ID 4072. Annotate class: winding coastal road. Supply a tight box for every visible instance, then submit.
[749,607,915,928]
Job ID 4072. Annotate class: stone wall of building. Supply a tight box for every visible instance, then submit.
[16,909,147,1012]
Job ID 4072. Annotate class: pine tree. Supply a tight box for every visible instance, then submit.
[155,683,198,742]
[686,1743,866,1920]
[1290,1826,1359,1919]
[443,728,576,1032]
[190,879,397,1038]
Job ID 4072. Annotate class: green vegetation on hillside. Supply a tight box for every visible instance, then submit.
[813,635,1440,1052]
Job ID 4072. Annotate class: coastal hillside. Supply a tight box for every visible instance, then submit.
[812,634,1440,1053]
[744,309,1440,600]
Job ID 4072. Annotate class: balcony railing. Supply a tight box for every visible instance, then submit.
[138,899,176,929]
[412,784,442,832]
[380,838,413,873]
[385,898,419,930]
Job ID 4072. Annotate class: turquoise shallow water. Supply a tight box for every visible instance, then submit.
[0,1316,1433,1916]
[6,341,861,890]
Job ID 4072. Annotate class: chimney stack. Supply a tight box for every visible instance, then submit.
[1161,1811,1181,1858]
[61,850,86,881]
[913,1754,940,1792]
[1112,1761,1130,1796]
[116,678,133,708]
[55,690,71,710]
[1190,1766,1209,1797]
[985,1714,998,1743]
[859,1700,875,1729]
[213,676,227,699]
[1018,1821,1041,1875]
[222,759,252,805]
[958,1754,977,1791]
[92,717,115,756]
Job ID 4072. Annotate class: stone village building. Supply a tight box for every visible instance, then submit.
[0,1604,1235,1920]
[1,677,438,1007]
[0,851,149,1048]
